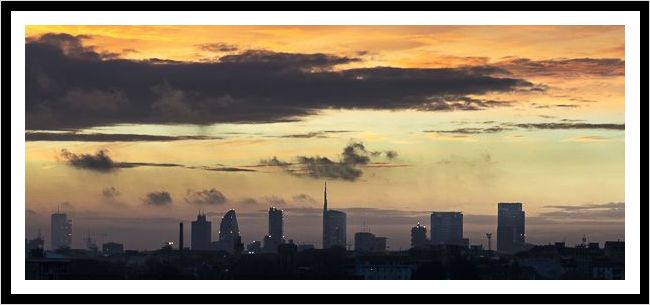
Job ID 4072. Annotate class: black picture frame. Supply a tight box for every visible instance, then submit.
[2,1,647,303]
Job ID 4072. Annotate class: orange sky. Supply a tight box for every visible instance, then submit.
[24,26,625,250]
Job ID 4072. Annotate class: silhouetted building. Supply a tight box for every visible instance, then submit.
[430,212,464,246]
[191,213,211,251]
[51,212,72,250]
[263,207,284,253]
[269,207,283,242]
[322,182,347,248]
[497,202,525,253]
[212,210,242,254]
[411,223,428,249]
[102,242,124,256]
[354,232,387,253]
[178,222,184,251]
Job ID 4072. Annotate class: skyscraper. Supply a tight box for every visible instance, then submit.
[263,207,284,253]
[219,209,240,241]
[51,211,72,249]
[410,223,428,249]
[497,202,525,254]
[430,212,464,246]
[322,182,347,249]
[191,212,211,251]
[217,209,242,254]
[269,207,283,240]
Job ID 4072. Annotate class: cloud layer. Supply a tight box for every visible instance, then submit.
[26,33,535,130]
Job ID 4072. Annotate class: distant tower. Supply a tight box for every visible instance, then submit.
[486,233,492,251]
[497,202,525,253]
[263,207,284,253]
[179,222,184,251]
[268,207,283,243]
[191,212,211,251]
[430,212,464,245]
[411,222,428,249]
[322,182,346,249]
[218,209,242,254]
[322,181,328,248]
[51,210,72,249]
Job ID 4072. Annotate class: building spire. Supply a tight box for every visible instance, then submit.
[323,181,328,212]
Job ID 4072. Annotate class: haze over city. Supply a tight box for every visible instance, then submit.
[25,25,624,251]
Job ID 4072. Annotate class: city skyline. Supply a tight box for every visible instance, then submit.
[25,25,624,251]
[31,184,618,253]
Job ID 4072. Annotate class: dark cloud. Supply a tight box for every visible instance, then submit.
[30,33,102,60]
[26,35,534,130]
[26,132,221,142]
[569,98,599,103]
[218,49,359,70]
[295,156,363,181]
[540,202,624,219]
[259,156,291,167]
[185,188,227,205]
[26,209,38,215]
[341,141,371,165]
[101,187,120,200]
[114,162,185,169]
[385,150,398,160]
[278,132,328,139]
[60,149,115,172]
[365,162,410,168]
[199,167,256,172]
[495,57,625,77]
[60,149,257,174]
[531,102,580,109]
[424,126,513,134]
[416,95,514,111]
[276,130,355,139]
[425,121,624,135]
[143,191,172,206]
[512,122,624,130]
[197,42,239,53]
[259,142,399,181]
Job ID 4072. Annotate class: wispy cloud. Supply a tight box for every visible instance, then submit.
[27,132,221,142]
[143,191,173,206]
[540,202,624,219]
[512,122,624,130]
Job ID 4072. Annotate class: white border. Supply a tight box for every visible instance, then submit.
[10,11,640,294]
